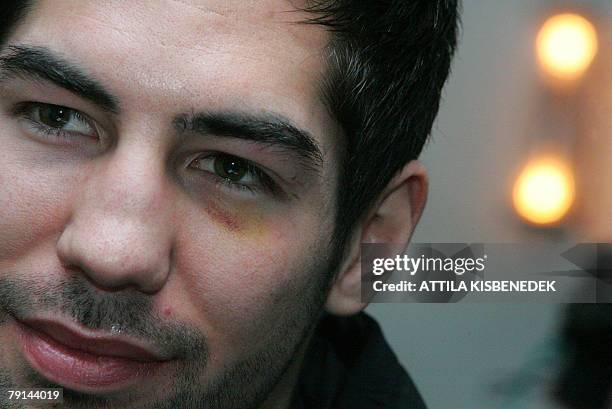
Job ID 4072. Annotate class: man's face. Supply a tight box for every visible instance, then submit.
[0,1,340,408]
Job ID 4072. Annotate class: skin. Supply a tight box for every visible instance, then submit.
[0,1,428,408]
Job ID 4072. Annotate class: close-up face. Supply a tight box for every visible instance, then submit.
[0,1,343,408]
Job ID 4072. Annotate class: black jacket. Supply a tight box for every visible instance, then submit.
[292,312,427,409]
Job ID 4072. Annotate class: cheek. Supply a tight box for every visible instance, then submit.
[173,205,321,358]
[0,146,78,261]
[196,190,299,244]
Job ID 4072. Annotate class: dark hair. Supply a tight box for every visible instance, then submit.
[302,1,459,271]
[0,0,459,273]
[0,1,33,48]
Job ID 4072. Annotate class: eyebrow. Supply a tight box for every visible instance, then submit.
[0,45,119,114]
[0,45,325,171]
[174,111,324,172]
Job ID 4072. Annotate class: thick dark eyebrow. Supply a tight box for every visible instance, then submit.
[0,45,119,114]
[174,111,324,173]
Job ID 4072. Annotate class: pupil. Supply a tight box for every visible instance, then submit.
[216,156,246,181]
[41,106,70,128]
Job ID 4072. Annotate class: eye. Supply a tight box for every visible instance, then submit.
[14,102,98,143]
[213,155,254,183]
[189,153,276,194]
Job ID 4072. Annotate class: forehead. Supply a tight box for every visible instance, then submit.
[9,0,335,147]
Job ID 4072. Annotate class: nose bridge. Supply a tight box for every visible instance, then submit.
[57,145,174,293]
[94,143,168,218]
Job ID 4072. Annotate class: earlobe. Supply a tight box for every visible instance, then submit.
[324,160,428,316]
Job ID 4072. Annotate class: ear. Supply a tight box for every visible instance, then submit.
[324,160,428,316]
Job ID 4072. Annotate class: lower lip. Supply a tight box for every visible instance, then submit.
[16,321,163,392]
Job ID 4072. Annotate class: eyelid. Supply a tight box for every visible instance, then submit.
[16,101,72,115]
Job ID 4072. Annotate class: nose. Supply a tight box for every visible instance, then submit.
[56,147,175,294]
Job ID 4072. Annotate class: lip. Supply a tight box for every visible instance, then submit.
[20,318,166,361]
[15,317,170,392]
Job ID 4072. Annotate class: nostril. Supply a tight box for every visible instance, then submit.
[62,263,140,294]
[85,275,141,293]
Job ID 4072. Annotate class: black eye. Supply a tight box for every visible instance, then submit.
[37,105,72,128]
[213,155,249,182]
[189,153,278,196]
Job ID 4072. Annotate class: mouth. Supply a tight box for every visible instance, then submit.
[14,317,172,393]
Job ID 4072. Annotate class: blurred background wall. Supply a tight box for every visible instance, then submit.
[366,1,612,408]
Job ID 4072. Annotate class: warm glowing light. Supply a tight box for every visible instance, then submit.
[536,13,598,80]
[513,158,575,225]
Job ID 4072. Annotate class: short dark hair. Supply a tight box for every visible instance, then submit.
[0,1,33,48]
[0,0,459,272]
[303,1,459,268]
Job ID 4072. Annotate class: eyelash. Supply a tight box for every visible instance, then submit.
[29,119,87,143]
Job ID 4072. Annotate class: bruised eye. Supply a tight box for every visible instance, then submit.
[189,153,277,195]
[191,154,257,184]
